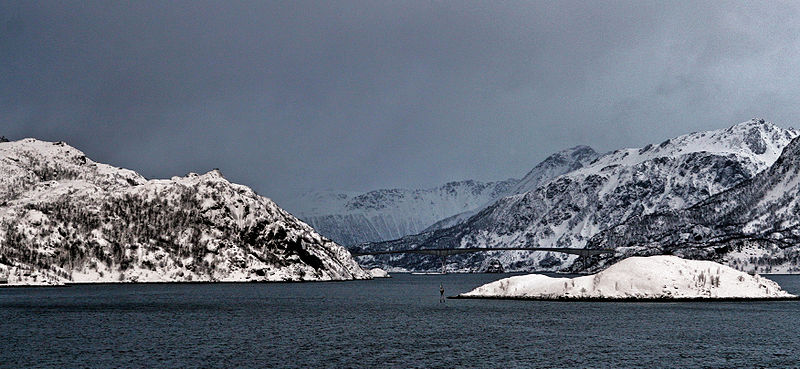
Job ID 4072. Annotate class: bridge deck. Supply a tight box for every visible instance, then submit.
[351,247,615,257]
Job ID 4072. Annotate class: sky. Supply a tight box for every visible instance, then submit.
[3,1,800,209]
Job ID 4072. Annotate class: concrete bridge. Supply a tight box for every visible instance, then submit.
[351,247,616,274]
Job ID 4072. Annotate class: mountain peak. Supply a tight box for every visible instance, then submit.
[536,145,598,169]
[511,145,599,195]
[725,118,786,135]
[203,168,224,179]
[567,144,596,153]
[555,145,596,157]
[742,117,770,127]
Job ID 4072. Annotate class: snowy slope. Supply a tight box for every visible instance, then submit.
[290,145,599,246]
[359,119,798,272]
[510,145,599,195]
[588,130,800,274]
[459,256,794,299]
[422,145,600,232]
[287,179,518,245]
[0,139,369,285]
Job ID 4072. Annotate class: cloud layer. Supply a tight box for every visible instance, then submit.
[3,1,800,207]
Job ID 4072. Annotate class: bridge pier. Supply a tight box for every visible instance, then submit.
[441,254,447,274]
[576,250,587,273]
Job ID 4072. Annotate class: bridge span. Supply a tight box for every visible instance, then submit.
[351,247,616,274]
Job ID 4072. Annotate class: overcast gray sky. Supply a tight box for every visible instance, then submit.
[3,1,800,208]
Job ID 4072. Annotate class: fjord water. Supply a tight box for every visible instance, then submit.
[2,274,800,368]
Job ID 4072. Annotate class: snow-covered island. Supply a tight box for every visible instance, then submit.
[368,268,391,278]
[457,256,797,300]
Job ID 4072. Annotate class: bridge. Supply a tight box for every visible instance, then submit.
[351,247,616,274]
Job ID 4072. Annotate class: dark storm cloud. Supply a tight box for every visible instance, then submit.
[3,1,800,208]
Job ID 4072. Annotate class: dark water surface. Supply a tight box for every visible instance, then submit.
[2,274,800,368]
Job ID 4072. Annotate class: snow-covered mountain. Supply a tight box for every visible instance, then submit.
[510,145,600,195]
[357,119,798,272]
[0,139,369,285]
[421,145,600,232]
[290,145,599,246]
[587,131,800,274]
[287,179,518,246]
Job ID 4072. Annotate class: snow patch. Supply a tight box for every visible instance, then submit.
[368,267,391,278]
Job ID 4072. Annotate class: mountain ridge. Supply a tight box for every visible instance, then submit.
[0,138,369,284]
[356,119,799,273]
[289,144,602,246]
[286,178,519,245]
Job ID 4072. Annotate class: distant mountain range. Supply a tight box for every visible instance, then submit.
[286,179,519,246]
[353,119,799,272]
[0,139,369,284]
[421,145,600,233]
[287,145,600,246]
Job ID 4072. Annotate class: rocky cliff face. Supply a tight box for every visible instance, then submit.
[357,119,798,272]
[0,139,369,284]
